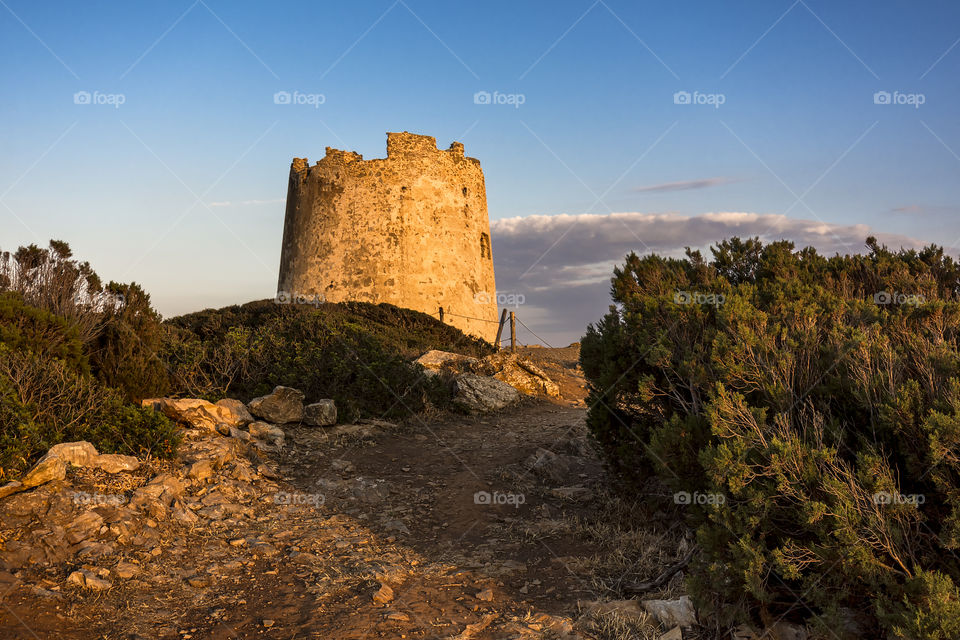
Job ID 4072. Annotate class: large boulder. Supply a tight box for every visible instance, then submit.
[415,350,560,398]
[481,353,561,397]
[248,386,305,424]
[142,398,231,431]
[452,374,520,413]
[304,400,337,426]
[416,350,479,374]
[42,441,99,467]
[215,398,254,427]
[37,441,140,474]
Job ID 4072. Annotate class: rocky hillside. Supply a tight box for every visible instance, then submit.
[0,346,716,640]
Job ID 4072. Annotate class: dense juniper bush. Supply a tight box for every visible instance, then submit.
[581,237,960,638]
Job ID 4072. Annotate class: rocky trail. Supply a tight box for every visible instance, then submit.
[0,348,691,639]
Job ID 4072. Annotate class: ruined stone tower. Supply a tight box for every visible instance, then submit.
[277,132,499,339]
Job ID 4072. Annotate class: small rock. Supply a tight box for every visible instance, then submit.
[373,583,394,604]
[304,400,337,426]
[386,612,410,622]
[659,627,684,640]
[257,464,280,479]
[452,374,520,413]
[384,520,410,535]
[186,576,209,588]
[476,587,494,601]
[248,386,304,424]
[66,571,86,588]
[416,350,479,371]
[65,511,105,545]
[331,459,355,473]
[0,481,23,499]
[248,422,285,446]
[95,453,140,473]
[228,426,251,441]
[262,620,275,628]
[66,569,111,591]
[642,595,697,628]
[185,459,215,481]
[21,456,67,489]
[114,562,140,579]
[524,448,580,483]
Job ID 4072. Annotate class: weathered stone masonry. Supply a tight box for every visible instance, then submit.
[277,132,499,339]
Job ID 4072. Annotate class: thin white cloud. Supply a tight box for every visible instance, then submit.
[632,177,740,193]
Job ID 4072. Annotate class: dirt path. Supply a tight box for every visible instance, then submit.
[0,349,685,639]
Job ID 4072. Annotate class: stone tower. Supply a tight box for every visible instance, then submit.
[277,132,499,339]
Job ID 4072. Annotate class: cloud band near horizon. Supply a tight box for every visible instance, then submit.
[489,211,934,346]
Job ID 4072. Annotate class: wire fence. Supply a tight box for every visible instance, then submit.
[432,307,554,349]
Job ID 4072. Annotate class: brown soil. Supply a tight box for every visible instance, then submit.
[0,347,685,639]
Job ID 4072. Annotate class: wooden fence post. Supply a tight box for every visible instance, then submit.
[438,306,444,324]
[494,308,508,349]
[509,311,516,353]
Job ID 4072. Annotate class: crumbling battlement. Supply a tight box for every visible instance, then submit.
[277,132,499,339]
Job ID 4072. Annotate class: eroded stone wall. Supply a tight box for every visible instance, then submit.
[278,132,499,340]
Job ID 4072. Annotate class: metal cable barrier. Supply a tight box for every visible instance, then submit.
[432,307,553,350]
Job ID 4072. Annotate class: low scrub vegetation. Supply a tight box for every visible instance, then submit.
[0,240,492,479]
[0,242,178,479]
[581,237,960,638]
[164,299,493,422]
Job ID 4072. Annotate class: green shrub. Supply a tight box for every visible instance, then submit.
[0,344,179,479]
[90,281,170,401]
[0,291,89,374]
[0,240,179,478]
[581,237,960,638]
[163,299,492,421]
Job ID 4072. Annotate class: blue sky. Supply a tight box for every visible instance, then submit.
[2,1,960,343]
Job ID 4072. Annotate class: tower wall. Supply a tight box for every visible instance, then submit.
[277,132,499,340]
